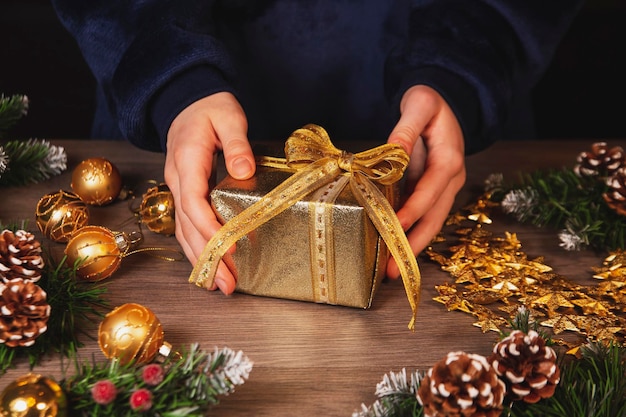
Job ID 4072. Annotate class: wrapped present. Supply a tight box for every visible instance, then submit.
[189,124,421,329]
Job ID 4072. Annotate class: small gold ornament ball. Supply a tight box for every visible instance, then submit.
[35,190,89,243]
[0,373,67,417]
[71,157,122,206]
[98,303,164,366]
[64,225,126,282]
[139,183,176,235]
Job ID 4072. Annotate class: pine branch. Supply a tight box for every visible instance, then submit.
[509,342,626,417]
[0,94,28,137]
[63,344,253,417]
[354,369,424,417]
[0,138,68,186]
[493,168,626,252]
[0,250,109,374]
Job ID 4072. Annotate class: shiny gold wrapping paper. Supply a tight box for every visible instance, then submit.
[211,166,397,308]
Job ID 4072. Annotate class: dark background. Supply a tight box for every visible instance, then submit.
[1,0,625,141]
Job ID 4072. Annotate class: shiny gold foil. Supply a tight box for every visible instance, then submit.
[193,124,421,329]
[212,166,394,309]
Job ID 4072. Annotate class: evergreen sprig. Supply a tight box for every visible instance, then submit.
[0,94,28,137]
[509,342,626,417]
[491,167,626,252]
[0,92,67,185]
[0,228,109,373]
[63,344,253,417]
[354,310,626,417]
[0,138,68,186]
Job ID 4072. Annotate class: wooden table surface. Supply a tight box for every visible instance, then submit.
[1,138,623,416]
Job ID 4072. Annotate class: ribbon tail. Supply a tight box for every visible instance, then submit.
[189,158,341,289]
[350,173,421,331]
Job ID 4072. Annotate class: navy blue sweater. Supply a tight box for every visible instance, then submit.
[51,0,583,154]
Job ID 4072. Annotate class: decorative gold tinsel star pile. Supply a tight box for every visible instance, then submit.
[426,194,626,350]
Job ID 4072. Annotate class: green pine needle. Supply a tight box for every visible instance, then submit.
[493,167,626,252]
[509,342,626,417]
[0,139,66,186]
[0,94,28,138]
[355,308,626,417]
[0,232,109,374]
[62,344,252,417]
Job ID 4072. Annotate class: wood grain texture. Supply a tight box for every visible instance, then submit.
[1,138,622,416]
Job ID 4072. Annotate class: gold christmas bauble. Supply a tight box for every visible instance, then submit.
[0,373,67,417]
[71,157,122,206]
[64,226,129,281]
[139,183,176,235]
[35,190,89,243]
[98,303,164,366]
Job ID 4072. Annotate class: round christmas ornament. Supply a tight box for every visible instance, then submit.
[138,183,175,235]
[0,373,67,417]
[98,303,165,366]
[70,157,122,206]
[64,225,137,282]
[35,190,89,243]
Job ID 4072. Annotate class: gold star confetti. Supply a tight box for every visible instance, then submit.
[426,217,626,349]
[529,293,575,311]
[541,315,580,334]
[571,297,610,316]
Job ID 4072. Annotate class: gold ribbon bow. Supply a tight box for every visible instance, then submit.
[189,124,421,330]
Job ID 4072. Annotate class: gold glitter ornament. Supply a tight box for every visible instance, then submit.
[98,303,166,366]
[35,190,89,243]
[71,157,122,205]
[0,373,67,417]
[138,183,175,235]
[64,226,137,282]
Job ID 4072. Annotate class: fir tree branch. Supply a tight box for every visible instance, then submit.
[0,250,108,374]
[62,344,253,417]
[0,139,68,186]
[0,94,28,138]
[493,168,626,252]
[509,342,626,417]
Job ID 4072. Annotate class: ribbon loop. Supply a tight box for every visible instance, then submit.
[190,124,421,330]
[285,124,409,185]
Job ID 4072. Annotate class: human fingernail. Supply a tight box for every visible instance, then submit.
[231,157,253,179]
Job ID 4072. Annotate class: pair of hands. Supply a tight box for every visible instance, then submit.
[164,85,466,294]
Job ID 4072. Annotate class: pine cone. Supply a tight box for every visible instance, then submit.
[417,351,505,417]
[0,229,44,283]
[604,167,626,216]
[489,330,560,404]
[0,278,50,347]
[573,142,625,178]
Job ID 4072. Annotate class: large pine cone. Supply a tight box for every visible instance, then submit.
[573,142,625,178]
[604,167,626,216]
[0,229,44,283]
[489,330,560,404]
[0,278,50,347]
[417,351,505,417]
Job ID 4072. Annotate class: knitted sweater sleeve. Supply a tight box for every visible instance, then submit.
[50,0,236,151]
[386,0,585,154]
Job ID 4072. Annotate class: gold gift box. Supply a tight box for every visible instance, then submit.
[211,166,398,308]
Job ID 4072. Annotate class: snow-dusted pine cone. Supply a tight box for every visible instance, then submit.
[0,278,50,347]
[604,167,626,216]
[573,142,625,178]
[0,229,44,283]
[489,330,560,404]
[417,351,505,417]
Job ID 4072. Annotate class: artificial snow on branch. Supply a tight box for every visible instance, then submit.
[0,94,67,186]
